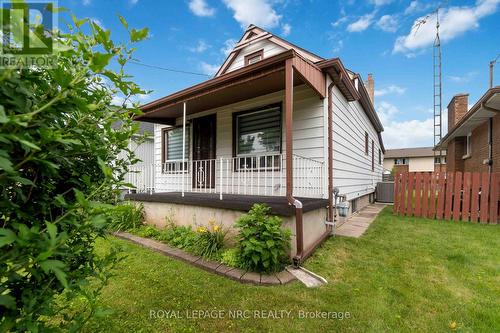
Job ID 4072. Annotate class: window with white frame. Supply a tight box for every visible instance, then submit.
[394,158,408,165]
[162,127,189,172]
[434,156,446,164]
[464,132,472,158]
[234,105,281,169]
[244,50,264,66]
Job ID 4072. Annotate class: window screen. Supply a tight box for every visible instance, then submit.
[164,127,189,161]
[236,106,281,155]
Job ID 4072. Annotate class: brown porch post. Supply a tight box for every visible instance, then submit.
[285,58,294,198]
[285,57,304,265]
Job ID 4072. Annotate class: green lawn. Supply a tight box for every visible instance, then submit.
[81,207,499,332]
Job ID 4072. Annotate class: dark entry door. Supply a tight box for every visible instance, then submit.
[192,114,216,189]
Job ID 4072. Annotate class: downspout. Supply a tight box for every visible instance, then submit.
[482,103,498,174]
[284,58,305,267]
[299,81,336,261]
[327,81,336,226]
[489,117,493,175]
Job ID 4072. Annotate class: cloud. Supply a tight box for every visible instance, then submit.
[90,18,104,28]
[189,40,210,53]
[189,0,216,17]
[394,0,500,54]
[332,40,344,53]
[447,71,478,83]
[376,14,398,32]
[369,0,393,6]
[281,23,291,36]
[404,1,432,15]
[221,38,237,56]
[223,0,281,29]
[332,15,349,27]
[377,101,438,148]
[200,61,219,75]
[374,85,406,97]
[129,0,139,5]
[347,13,375,32]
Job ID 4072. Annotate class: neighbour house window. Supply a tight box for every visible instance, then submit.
[434,156,447,164]
[464,132,472,158]
[378,149,382,165]
[394,158,408,165]
[371,140,375,171]
[234,104,281,169]
[365,132,369,155]
[162,127,190,172]
[244,50,264,66]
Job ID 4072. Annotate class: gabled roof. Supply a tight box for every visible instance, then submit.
[138,24,385,151]
[436,86,500,149]
[385,147,444,158]
[215,24,324,77]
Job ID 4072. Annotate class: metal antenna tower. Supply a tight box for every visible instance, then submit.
[433,7,443,171]
[414,5,445,171]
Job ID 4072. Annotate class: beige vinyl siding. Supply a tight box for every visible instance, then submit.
[330,83,383,201]
[409,157,435,172]
[383,158,395,172]
[131,138,154,165]
[226,39,286,73]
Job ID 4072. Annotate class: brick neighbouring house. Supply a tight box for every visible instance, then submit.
[435,86,500,173]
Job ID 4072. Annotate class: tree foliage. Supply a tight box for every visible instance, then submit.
[0,13,149,331]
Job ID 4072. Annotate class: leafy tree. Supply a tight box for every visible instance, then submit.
[0,12,149,331]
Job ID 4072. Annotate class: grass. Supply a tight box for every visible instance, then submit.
[80,207,499,332]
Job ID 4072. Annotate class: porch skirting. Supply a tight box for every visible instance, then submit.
[125,192,329,258]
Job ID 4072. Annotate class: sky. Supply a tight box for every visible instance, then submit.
[60,0,500,149]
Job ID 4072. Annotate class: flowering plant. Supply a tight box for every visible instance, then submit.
[193,219,227,259]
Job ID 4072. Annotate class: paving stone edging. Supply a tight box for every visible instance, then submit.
[112,232,296,286]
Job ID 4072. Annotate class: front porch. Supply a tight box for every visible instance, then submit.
[126,153,324,198]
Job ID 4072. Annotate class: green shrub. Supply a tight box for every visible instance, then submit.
[131,224,198,251]
[0,13,149,331]
[106,203,144,231]
[220,248,241,268]
[235,204,291,273]
[134,226,161,239]
[158,225,198,250]
[129,221,226,260]
[192,221,227,259]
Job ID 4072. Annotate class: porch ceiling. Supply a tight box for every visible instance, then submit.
[136,50,322,124]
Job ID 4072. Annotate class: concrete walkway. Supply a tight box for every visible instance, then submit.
[335,203,386,238]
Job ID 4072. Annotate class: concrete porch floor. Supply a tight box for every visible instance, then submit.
[335,203,387,238]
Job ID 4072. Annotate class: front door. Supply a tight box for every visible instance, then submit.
[192,114,216,189]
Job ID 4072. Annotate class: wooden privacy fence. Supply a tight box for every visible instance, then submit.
[394,171,499,224]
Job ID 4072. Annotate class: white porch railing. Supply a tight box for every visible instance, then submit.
[124,154,324,198]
